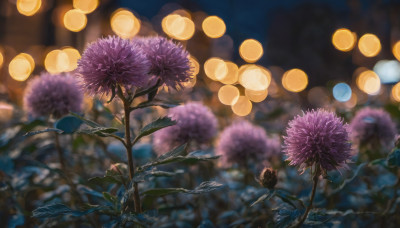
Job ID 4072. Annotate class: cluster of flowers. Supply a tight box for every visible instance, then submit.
[24,36,192,118]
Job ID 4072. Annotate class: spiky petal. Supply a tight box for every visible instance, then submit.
[24,72,83,118]
[283,109,352,172]
[77,35,151,95]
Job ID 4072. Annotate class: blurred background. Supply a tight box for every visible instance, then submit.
[2,0,400,122]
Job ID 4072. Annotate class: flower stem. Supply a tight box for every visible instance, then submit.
[120,91,142,213]
[294,165,321,228]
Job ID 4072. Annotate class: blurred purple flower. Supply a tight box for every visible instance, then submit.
[24,72,83,118]
[153,102,217,154]
[349,107,397,150]
[133,36,192,89]
[216,121,275,167]
[77,35,151,95]
[283,109,351,172]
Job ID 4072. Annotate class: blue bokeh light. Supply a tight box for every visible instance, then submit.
[333,83,352,102]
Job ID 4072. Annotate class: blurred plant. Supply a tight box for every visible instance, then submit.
[350,107,397,160]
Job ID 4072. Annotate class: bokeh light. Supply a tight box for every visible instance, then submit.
[332,83,352,102]
[162,14,195,40]
[392,41,400,62]
[189,56,200,76]
[219,61,239,84]
[358,33,381,57]
[231,96,252,116]
[356,70,381,95]
[62,47,81,72]
[373,60,400,84]
[391,82,400,102]
[0,102,14,122]
[282,68,308,92]
[238,64,271,91]
[44,50,70,74]
[218,85,240,105]
[16,0,42,16]
[239,39,263,63]
[0,50,3,69]
[204,57,227,81]
[111,9,141,39]
[245,88,268,103]
[9,53,34,81]
[332,28,357,52]
[63,9,87,32]
[73,0,98,14]
[202,16,226,38]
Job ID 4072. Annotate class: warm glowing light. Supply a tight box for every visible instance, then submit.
[0,102,14,122]
[344,92,357,109]
[373,60,400,84]
[393,41,400,62]
[282,68,308,92]
[63,9,87,32]
[332,28,356,52]
[162,14,195,40]
[111,9,141,39]
[219,61,239,84]
[239,39,263,63]
[218,85,240,105]
[239,64,271,91]
[62,47,81,71]
[16,0,41,16]
[0,51,3,69]
[392,82,400,102]
[356,70,381,95]
[231,96,252,116]
[183,75,197,88]
[204,57,227,81]
[245,89,268,103]
[358,33,381,57]
[202,16,226,38]
[189,56,200,76]
[9,55,33,81]
[73,0,98,14]
[45,50,70,74]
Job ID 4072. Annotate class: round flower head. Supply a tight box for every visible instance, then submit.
[153,102,217,154]
[78,35,151,95]
[349,107,397,151]
[283,110,351,172]
[216,121,275,167]
[133,36,192,90]
[24,73,83,118]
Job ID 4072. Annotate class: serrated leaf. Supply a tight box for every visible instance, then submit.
[32,203,106,219]
[134,117,176,142]
[251,190,275,207]
[70,112,101,128]
[332,163,367,194]
[388,149,400,167]
[273,208,303,228]
[23,128,63,137]
[77,127,118,136]
[88,175,121,185]
[132,169,183,182]
[54,115,83,134]
[141,181,223,197]
[103,192,118,203]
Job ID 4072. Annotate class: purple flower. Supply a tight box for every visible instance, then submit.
[153,102,217,154]
[283,110,351,172]
[133,36,192,89]
[349,107,397,151]
[77,35,151,95]
[216,121,275,167]
[24,72,83,118]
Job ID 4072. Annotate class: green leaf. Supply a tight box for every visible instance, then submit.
[388,149,400,167]
[23,128,63,137]
[132,169,183,182]
[54,115,83,134]
[77,127,118,137]
[32,203,105,219]
[250,190,275,207]
[133,117,176,142]
[103,192,118,204]
[88,175,121,185]
[70,112,101,128]
[331,163,367,194]
[141,181,223,197]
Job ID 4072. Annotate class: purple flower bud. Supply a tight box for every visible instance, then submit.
[23,72,83,118]
[153,102,218,154]
[78,35,151,96]
[283,109,352,172]
[259,167,278,189]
